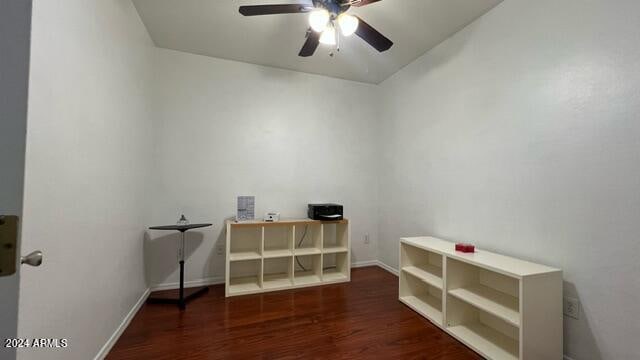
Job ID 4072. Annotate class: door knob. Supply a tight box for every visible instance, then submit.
[21,250,43,267]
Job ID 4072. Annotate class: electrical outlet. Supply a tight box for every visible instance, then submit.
[364,234,370,244]
[563,297,580,319]
[216,245,224,256]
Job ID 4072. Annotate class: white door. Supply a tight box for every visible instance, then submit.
[0,2,37,360]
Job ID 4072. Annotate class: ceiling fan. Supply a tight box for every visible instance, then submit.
[239,0,393,57]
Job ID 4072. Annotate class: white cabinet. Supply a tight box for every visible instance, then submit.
[399,237,562,360]
[225,219,350,297]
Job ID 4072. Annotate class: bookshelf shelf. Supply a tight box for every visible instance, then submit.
[229,251,261,261]
[448,322,518,360]
[263,249,293,258]
[448,283,519,327]
[402,264,443,289]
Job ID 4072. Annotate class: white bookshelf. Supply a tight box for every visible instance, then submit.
[225,219,350,296]
[399,237,562,360]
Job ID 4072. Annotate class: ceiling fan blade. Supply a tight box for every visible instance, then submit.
[298,29,321,57]
[350,0,382,7]
[239,4,312,16]
[354,16,393,52]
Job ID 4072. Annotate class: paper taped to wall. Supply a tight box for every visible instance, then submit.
[236,196,255,221]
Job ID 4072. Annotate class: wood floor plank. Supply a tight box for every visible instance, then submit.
[107,267,481,359]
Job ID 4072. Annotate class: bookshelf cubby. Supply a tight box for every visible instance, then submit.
[399,236,562,360]
[447,258,520,327]
[447,296,519,360]
[228,259,262,295]
[294,254,322,285]
[322,252,349,282]
[322,222,349,253]
[400,269,443,325]
[401,243,443,289]
[294,223,322,255]
[225,219,350,296]
[263,256,293,290]
[263,224,293,258]
[228,226,261,261]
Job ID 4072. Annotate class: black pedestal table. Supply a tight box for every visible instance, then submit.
[147,223,213,309]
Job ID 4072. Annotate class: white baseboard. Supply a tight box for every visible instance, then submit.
[94,288,150,360]
[150,276,225,291]
[375,260,399,276]
[352,259,399,276]
[352,260,379,268]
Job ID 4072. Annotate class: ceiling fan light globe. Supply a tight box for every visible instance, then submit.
[309,9,330,32]
[338,14,359,36]
[319,26,336,45]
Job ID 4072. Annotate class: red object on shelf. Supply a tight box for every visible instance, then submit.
[455,243,475,253]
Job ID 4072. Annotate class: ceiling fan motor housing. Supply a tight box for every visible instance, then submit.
[312,0,350,16]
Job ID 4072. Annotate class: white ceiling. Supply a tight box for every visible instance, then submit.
[133,0,502,84]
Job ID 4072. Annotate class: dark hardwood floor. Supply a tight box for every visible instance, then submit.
[108,266,481,359]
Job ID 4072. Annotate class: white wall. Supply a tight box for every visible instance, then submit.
[18,0,154,359]
[146,48,379,288]
[0,2,31,359]
[378,0,640,359]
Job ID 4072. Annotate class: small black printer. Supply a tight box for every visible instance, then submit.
[308,203,343,221]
